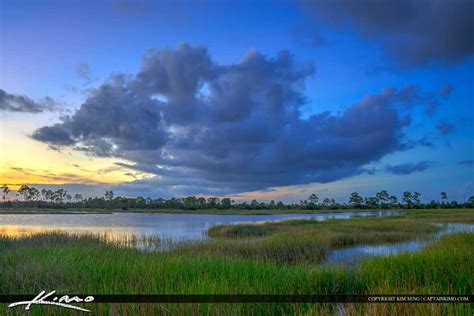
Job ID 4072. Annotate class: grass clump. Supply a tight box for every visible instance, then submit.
[204,217,441,265]
[209,223,277,238]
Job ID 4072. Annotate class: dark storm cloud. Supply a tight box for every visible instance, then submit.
[33,44,425,194]
[424,102,438,117]
[0,89,55,113]
[436,120,455,135]
[458,160,474,166]
[385,161,432,175]
[439,84,453,98]
[302,0,474,67]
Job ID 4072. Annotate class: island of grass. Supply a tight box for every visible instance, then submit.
[0,209,472,315]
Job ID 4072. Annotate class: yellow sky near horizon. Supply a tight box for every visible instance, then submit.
[0,113,152,189]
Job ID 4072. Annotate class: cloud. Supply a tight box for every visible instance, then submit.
[33,44,426,195]
[385,161,432,175]
[438,84,453,98]
[10,167,112,185]
[436,120,455,135]
[302,0,474,67]
[424,102,438,116]
[0,89,56,113]
[458,160,474,166]
[75,63,95,84]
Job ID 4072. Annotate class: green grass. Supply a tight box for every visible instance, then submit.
[402,208,474,223]
[0,209,473,315]
[192,217,442,265]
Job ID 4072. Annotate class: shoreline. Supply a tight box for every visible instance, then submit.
[0,208,404,215]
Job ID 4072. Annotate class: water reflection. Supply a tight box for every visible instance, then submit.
[1,212,470,264]
[324,223,474,265]
[0,211,397,248]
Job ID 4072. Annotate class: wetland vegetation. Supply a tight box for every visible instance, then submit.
[0,209,472,315]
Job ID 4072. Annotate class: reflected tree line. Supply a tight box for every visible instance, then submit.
[1,184,473,210]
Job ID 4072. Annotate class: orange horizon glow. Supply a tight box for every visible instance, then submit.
[1,117,154,189]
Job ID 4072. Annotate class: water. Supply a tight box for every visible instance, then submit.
[324,223,474,265]
[1,212,471,264]
[0,211,397,245]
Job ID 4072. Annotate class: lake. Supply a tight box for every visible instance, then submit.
[1,211,471,265]
[0,211,397,243]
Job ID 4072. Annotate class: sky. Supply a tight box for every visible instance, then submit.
[0,0,473,203]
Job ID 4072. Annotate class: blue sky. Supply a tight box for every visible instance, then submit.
[1,0,473,203]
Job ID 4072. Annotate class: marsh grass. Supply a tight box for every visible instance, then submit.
[204,217,442,265]
[403,208,474,223]
[0,231,161,251]
[0,209,473,315]
[1,233,472,315]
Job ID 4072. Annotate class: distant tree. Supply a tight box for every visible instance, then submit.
[250,199,259,209]
[440,192,448,204]
[74,193,83,203]
[28,187,40,201]
[41,189,48,201]
[449,200,459,208]
[220,198,232,209]
[308,194,319,204]
[413,192,421,208]
[468,196,474,207]
[365,197,378,208]
[306,194,318,210]
[207,197,220,208]
[349,192,363,208]
[268,200,276,210]
[183,196,197,209]
[197,197,206,208]
[402,192,413,208]
[46,189,54,203]
[1,184,10,202]
[389,195,398,208]
[18,185,31,201]
[54,189,67,204]
[376,190,390,208]
[427,200,436,209]
[105,190,114,201]
[3,184,471,211]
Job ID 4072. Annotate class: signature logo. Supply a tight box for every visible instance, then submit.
[8,290,94,312]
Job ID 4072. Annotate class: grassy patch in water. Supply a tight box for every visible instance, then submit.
[204,217,441,265]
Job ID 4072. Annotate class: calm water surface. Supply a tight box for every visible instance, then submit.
[0,211,397,243]
[324,223,474,265]
[3,211,470,265]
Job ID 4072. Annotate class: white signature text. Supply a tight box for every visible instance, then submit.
[9,290,94,312]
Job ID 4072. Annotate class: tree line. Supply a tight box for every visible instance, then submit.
[1,184,473,210]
